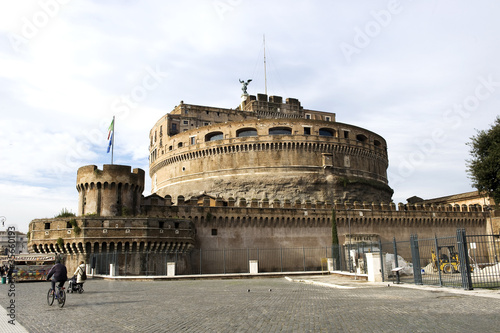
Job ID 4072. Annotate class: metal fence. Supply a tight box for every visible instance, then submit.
[382,230,500,289]
[90,245,380,277]
[89,229,500,290]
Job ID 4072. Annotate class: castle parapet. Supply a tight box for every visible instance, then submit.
[76,165,145,217]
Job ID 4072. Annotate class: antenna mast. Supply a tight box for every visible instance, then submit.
[263,34,267,95]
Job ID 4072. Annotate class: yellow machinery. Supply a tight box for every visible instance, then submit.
[431,245,467,274]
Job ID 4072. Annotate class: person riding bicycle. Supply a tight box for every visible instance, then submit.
[46,257,67,291]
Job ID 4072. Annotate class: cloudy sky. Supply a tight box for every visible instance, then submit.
[1,0,499,233]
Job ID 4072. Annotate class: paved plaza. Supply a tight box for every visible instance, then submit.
[1,275,500,332]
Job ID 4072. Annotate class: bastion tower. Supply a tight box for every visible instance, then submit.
[77,164,145,216]
[149,93,393,203]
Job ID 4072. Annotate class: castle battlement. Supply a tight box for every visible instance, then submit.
[76,165,145,217]
[142,194,488,215]
[28,216,195,255]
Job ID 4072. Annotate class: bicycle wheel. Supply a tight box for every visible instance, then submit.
[58,289,66,308]
[47,288,55,306]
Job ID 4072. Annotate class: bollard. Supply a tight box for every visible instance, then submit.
[249,260,259,274]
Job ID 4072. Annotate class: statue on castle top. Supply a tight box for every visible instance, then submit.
[239,79,252,94]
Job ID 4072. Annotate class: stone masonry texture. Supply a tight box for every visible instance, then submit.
[1,278,500,332]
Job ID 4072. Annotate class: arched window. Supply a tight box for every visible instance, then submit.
[269,127,292,135]
[205,132,224,142]
[356,134,368,142]
[319,128,335,137]
[236,128,258,137]
[374,140,381,147]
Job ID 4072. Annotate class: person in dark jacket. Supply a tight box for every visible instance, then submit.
[7,265,13,284]
[46,258,68,291]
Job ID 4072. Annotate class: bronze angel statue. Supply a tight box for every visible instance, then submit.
[239,79,252,94]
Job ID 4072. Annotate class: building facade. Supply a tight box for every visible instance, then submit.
[27,94,495,274]
[149,95,392,204]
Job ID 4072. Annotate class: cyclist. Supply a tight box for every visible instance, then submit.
[46,257,68,292]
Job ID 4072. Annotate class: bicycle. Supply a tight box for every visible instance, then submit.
[47,284,66,308]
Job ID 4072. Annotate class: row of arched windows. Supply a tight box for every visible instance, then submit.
[151,140,386,173]
[32,240,192,254]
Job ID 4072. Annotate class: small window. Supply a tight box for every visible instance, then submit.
[159,221,164,229]
[305,114,311,119]
[374,140,381,147]
[66,222,72,228]
[304,127,311,135]
[204,122,209,126]
[172,123,177,131]
[344,131,349,139]
[44,223,50,230]
[211,229,218,236]
[169,145,173,151]
[183,120,188,125]
[356,134,368,142]
[205,132,224,142]
[178,142,183,148]
[269,127,292,135]
[319,128,334,137]
[325,116,331,122]
[236,128,258,137]
[190,136,196,145]
[174,222,179,229]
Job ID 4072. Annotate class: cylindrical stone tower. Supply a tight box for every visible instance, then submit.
[76,164,145,216]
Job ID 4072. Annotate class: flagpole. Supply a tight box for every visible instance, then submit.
[111,115,115,165]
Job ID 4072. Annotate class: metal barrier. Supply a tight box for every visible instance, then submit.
[89,230,500,290]
[380,230,500,289]
[90,245,382,277]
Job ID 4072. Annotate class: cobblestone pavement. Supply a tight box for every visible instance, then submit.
[1,276,500,332]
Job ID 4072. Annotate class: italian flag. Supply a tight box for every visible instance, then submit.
[107,118,114,153]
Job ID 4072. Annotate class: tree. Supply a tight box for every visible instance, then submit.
[467,116,500,207]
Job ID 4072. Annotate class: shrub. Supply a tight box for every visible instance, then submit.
[55,208,75,218]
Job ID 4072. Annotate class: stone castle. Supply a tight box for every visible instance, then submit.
[28,93,497,274]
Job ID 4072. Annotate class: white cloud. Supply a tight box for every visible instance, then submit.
[1,0,500,232]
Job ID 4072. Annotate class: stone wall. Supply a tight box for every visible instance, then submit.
[76,165,145,216]
[142,197,487,254]
[150,118,390,204]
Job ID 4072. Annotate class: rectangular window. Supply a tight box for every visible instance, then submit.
[344,131,349,139]
[44,223,50,230]
[190,136,196,145]
[159,221,164,229]
[211,229,218,236]
[325,116,331,122]
[305,114,311,119]
[304,127,311,135]
[183,120,188,125]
